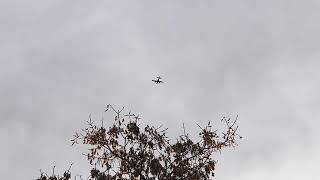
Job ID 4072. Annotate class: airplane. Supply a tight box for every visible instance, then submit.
[152,76,164,84]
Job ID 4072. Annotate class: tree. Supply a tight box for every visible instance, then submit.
[36,104,241,180]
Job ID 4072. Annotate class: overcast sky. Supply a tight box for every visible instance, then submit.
[1,1,320,179]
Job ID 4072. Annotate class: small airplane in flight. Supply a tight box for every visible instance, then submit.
[152,76,164,84]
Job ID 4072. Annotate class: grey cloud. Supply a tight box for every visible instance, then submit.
[1,1,320,179]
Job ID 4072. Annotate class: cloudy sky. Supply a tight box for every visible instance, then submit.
[1,1,320,179]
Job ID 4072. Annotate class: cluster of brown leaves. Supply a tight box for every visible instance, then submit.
[35,104,241,180]
[68,105,241,180]
[36,165,73,180]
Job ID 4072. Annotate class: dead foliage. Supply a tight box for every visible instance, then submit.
[37,104,241,180]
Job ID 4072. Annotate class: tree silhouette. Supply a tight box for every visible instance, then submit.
[36,104,241,180]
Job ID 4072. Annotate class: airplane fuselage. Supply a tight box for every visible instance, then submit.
[152,77,163,84]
